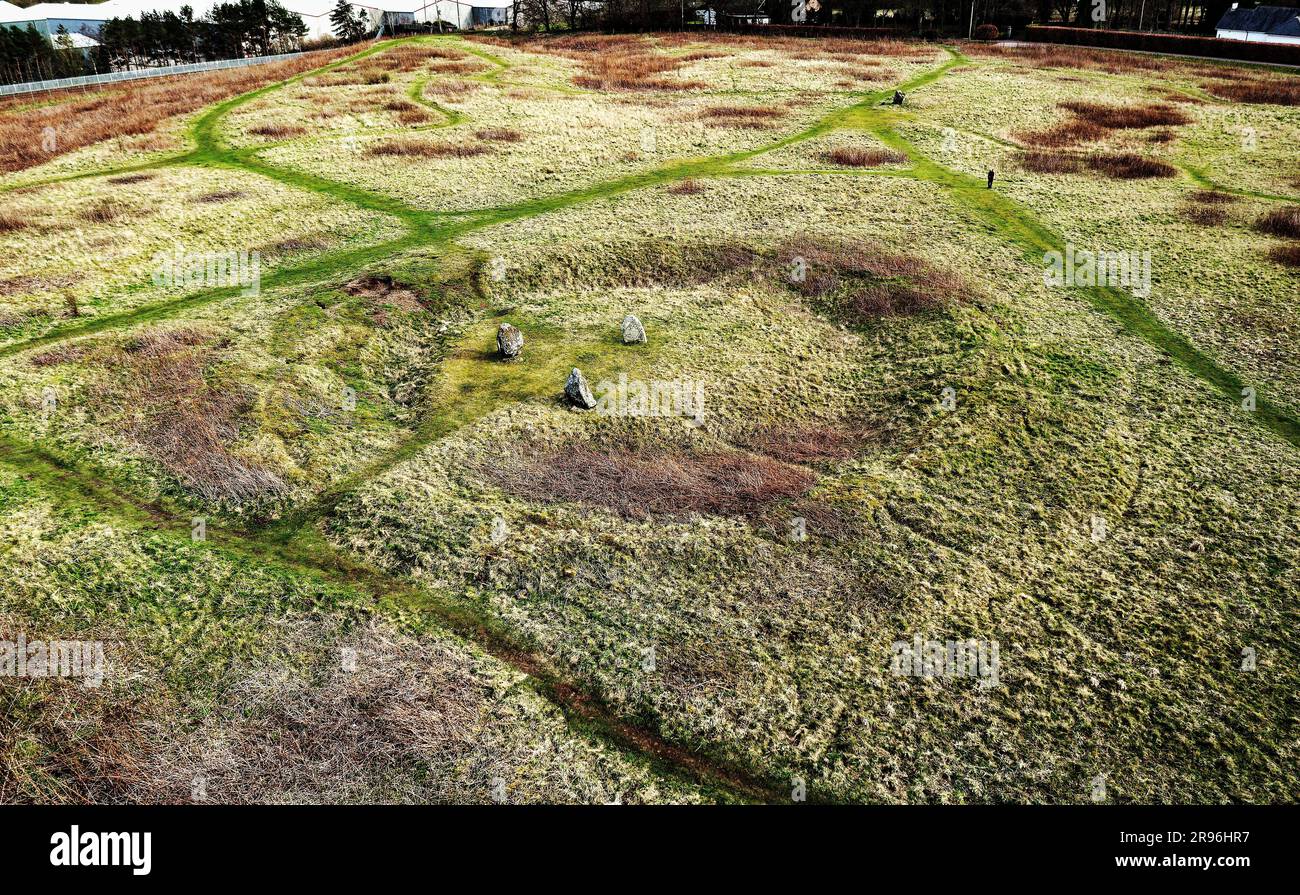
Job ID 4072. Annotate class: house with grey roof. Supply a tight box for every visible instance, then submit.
[1215,4,1300,45]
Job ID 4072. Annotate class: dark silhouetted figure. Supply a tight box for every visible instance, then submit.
[987,169,995,189]
[893,90,905,105]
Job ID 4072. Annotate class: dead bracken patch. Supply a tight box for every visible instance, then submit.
[78,201,128,224]
[106,172,155,185]
[196,190,245,203]
[0,210,31,232]
[666,178,706,195]
[967,42,1177,75]
[491,441,815,520]
[819,146,907,167]
[364,139,489,159]
[425,78,480,98]
[249,123,306,138]
[475,128,523,143]
[1202,77,1300,106]
[741,423,864,465]
[1017,101,1190,148]
[1269,244,1300,268]
[1022,151,1176,179]
[703,104,784,120]
[1254,206,1300,239]
[1182,204,1228,226]
[1059,101,1190,129]
[1018,150,1084,174]
[428,60,489,75]
[1087,152,1177,179]
[1190,190,1237,204]
[777,237,972,319]
[702,104,786,129]
[1016,118,1109,147]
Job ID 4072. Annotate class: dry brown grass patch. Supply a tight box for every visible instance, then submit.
[666,178,706,195]
[1016,118,1110,148]
[1059,101,1191,129]
[490,441,815,520]
[475,127,523,142]
[1202,78,1300,106]
[78,201,128,224]
[0,209,31,233]
[248,123,306,138]
[703,104,784,119]
[425,78,481,98]
[1014,149,1085,174]
[364,139,489,159]
[1018,101,1190,148]
[106,172,155,185]
[1268,244,1300,267]
[196,190,245,203]
[820,146,908,167]
[1190,190,1237,204]
[741,423,864,465]
[1086,153,1177,179]
[1254,206,1300,238]
[1182,204,1228,226]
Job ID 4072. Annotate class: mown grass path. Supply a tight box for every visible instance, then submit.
[3,36,1298,803]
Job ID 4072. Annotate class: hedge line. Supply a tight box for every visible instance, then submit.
[1025,25,1300,66]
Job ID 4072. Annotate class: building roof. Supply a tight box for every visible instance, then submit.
[1217,4,1300,35]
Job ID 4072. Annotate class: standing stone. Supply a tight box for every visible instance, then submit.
[497,322,523,359]
[622,314,647,344]
[565,367,596,409]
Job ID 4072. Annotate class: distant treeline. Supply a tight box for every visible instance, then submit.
[597,0,1248,36]
[0,0,308,86]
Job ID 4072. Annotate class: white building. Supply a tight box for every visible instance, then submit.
[1215,4,1300,45]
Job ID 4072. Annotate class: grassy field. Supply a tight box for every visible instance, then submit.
[1,32,1297,804]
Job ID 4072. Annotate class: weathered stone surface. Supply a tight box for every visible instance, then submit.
[565,367,596,409]
[497,322,523,359]
[622,313,647,344]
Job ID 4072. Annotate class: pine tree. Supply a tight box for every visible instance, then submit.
[330,0,365,42]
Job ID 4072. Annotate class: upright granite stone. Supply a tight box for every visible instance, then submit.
[622,314,647,344]
[497,323,523,359]
[565,367,596,409]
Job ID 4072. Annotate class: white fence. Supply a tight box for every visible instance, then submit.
[0,51,306,98]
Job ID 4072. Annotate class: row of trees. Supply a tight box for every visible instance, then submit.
[0,24,91,85]
[0,0,309,85]
[97,0,308,68]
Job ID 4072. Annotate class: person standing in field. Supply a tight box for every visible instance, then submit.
[987,169,995,189]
